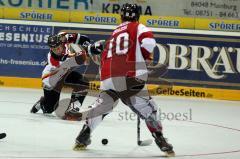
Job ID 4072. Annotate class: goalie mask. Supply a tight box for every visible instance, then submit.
[47,35,62,48]
[120,3,140,22]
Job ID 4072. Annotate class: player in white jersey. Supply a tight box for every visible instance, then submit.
[71,3,175,156]
[31,32,103,114]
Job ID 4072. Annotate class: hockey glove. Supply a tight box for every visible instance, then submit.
[88,40,105,55]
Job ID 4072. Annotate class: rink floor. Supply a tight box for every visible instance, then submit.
[0,87,240,159]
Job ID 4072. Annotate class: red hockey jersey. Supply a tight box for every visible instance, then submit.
[100,21,156,81]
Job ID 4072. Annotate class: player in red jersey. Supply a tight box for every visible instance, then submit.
[31,32,102,114]
[72,3,175,156]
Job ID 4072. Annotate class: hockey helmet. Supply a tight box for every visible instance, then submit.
[120,3,140,22]
[47,34,62,48]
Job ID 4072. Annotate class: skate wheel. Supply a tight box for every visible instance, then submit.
[73,143,87,151]
[165,151,175,157]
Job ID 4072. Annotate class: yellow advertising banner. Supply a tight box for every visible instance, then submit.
[70,11,121,25]
[3,8,69,22]
[90,81,240,101]
[149,85,240,101]
[140,15,195,29]
[0,76,41,89]
[0,8,3,18]
[1,77,240,101]
[70,11,195,29]
[195,18,240,32]
[2,8,239,32]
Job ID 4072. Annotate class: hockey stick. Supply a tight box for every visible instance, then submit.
[137,116,153,146]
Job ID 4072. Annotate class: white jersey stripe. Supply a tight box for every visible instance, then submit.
[135,24,149,81]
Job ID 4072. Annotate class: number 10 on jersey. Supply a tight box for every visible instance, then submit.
[107,32,130,58]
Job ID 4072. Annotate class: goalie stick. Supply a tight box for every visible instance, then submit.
[137,116,153,146]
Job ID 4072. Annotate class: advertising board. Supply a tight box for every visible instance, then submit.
[0,19,239,100]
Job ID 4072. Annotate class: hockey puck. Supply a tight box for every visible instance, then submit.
[101,138,108,145]
[0,133,6,139]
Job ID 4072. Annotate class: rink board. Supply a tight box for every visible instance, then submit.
[1,76,240,101]
[0,20,240,101]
